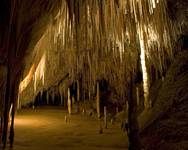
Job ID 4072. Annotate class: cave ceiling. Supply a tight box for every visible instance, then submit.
[0,0,187,92]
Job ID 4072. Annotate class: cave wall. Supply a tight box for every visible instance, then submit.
[0,0,63,147]
[140,49,188,150]
[18,26,70,106]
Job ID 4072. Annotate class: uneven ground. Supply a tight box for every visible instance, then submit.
[5,107,128,150]
[140,50,188,150]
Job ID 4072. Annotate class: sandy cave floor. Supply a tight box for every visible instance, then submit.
[5,107,128,150]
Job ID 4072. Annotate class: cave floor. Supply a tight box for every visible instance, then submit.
[7,107,128,150]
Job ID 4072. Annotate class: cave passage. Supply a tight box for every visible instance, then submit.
[0,0,188,150]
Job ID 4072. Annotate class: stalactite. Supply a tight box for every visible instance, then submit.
[138,24,150,109]
[17,0,180,118]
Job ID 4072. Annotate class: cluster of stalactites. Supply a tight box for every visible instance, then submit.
[19,0,179,104]
[46,0,177,99]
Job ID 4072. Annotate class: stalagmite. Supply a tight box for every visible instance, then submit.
[127,74,141,150]
[104,106,107,129]
[76,80,80,113]
[9,102,15,148]
[46,91,49,105]
[17,94,20,109]
[77,80,80,102]
[63,88,66,107]
[52,90,55,105]
[60,91,63,106]
[126,101,129,112]
[96,81,102,134]
[96,82,100,118]
[67,88,71,115]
